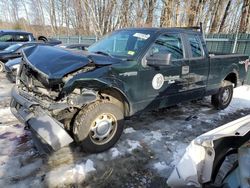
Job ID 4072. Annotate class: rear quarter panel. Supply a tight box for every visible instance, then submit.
[207,54,248,92]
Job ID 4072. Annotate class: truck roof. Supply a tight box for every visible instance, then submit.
[118,27,202,35]
[0,29,32,34]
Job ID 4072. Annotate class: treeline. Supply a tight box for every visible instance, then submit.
[0,0,249,36]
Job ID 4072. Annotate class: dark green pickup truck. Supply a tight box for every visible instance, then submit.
[10,27,249,153]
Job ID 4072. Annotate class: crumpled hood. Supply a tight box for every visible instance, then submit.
[23,45,91,79]
[23,45,120,79]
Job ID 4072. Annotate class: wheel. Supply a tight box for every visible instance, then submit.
[211,81,233,110]
[73,101,124,153]
[0,61,4,72]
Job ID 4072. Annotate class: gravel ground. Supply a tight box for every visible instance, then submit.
[0,72,250,188]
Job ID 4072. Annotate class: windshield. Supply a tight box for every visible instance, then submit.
[4,44,22,52]
[88,30,154,59]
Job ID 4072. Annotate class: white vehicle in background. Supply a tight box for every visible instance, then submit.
[167,115,250,188]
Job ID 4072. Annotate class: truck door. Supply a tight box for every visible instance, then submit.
[138,33,188,110]
[185,34,209,95]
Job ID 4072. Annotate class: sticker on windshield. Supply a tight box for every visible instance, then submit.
[133,33,150,40]
[152,73,164,90]
[128,51,135,55]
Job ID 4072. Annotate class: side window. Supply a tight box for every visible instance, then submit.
[187,35,203,57]
[0,34,13,42]
[148,34,183,60]
[14,34,29,42]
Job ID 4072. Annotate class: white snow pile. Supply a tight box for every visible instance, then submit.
[223,85,250,113]
[170,142,189,166]
[0,107,17,123]
[123,127,136,134]
[151,131,163,141]
[153,161,168,171]
[127,140,142,152]
[45,159,96,187]
[110,147,121,158]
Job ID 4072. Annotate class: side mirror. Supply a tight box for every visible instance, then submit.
[146,53,172,67]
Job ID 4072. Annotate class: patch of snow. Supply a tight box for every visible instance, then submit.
[127,140,142,152]
[0,107,17,123]
[186,124,192,129]
[170,142,188,166]
[223,86,250,113]
[151,131,163,141]
[110,147,121,158]
[73,159,96,175]
[46,160,96,187]
[124,127,136,134]
[153,161,168,171]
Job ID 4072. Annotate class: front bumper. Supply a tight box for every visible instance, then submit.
[10,86,74,153]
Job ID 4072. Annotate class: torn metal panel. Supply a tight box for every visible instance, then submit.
[167,115,250,187]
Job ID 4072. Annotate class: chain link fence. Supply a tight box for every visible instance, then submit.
[205,33,250,55]
[54,35,98,45]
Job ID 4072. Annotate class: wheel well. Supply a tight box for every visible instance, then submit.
[99,89,130,117]
[38,36,48,42]
[224,73,237,87]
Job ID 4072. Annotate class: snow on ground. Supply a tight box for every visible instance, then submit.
[0,72,250,187]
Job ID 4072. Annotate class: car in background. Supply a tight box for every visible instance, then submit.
[58,43,89,51]
[0,30,35,50]
[0,29,61,50]
[0,42,49,72]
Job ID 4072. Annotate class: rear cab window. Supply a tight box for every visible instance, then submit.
[187,34,204,58]
[14,34,29,42]
[147,33,184,60]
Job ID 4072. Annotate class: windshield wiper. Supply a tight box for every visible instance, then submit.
[93,50,112,57]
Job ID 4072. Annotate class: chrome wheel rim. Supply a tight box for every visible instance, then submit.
[222,88,230,105]
[90,113,117,145]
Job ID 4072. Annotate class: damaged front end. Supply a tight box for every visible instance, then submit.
[10,46,105,153]
[167,115,250,188]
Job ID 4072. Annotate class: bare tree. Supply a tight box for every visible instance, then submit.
[219,0,232,32]
[145,0,157,27]
[0,0,250,35]
[160,0,173,27]
[210,0,224,33]
[239,0,250,33]
[187,0,198,26]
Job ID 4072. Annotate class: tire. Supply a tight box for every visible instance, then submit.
[73,101,124,153]
[0,61,4,72]
[211,81,233,110]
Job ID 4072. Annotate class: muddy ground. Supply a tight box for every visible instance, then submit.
[0,72,250,188]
